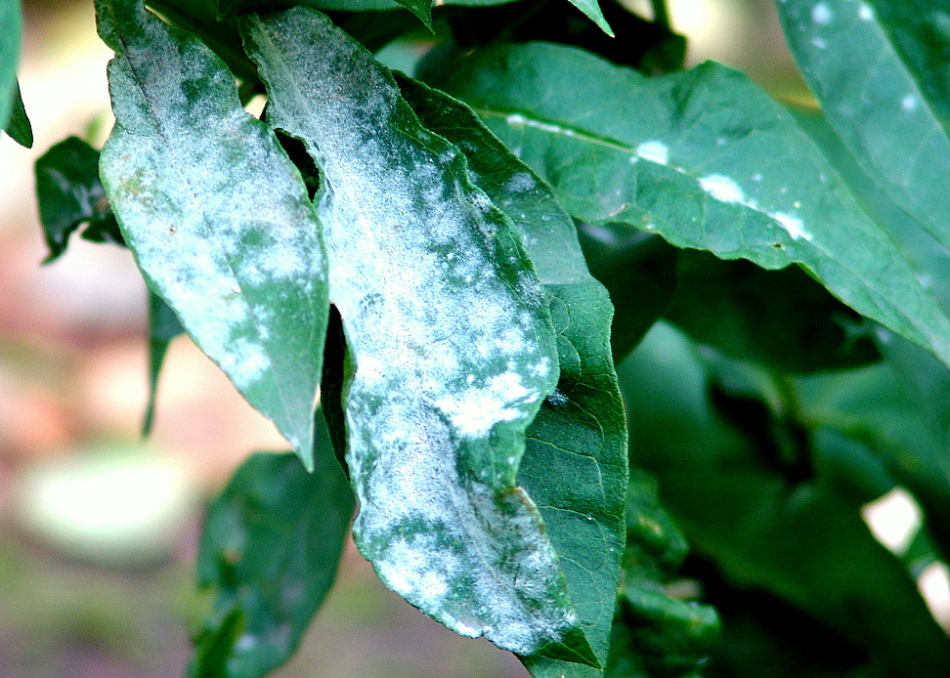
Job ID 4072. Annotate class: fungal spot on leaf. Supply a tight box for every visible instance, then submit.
[546,388,569,407]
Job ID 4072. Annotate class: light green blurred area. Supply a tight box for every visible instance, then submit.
[0,0,814,677]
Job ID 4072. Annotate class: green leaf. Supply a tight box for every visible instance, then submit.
[242,7,593,663]
[576,226,677,361]
[5,79,31,148]
[96,0,329,470]
[420,43,950,370]
[0,0,20,131]
[142,291,184,436]
[397,74,628,675]
[564,0,612,37]
[34,136,116,262]
[776,0,950,253]
[619,324,950,678]
[189,436,355,678]
[665,250,880,373]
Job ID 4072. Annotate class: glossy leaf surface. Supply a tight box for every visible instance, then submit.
[189,438,354,678]
[397,74,627,675]
[422,43,950,369]
[777,0,950,251]
[97,0,329,469]
[243,8,593,663]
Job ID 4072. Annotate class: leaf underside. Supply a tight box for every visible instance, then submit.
[242,7,596,664]
[96,0,329,469]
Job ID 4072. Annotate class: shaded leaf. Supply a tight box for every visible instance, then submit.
[618,323,950,678]
[189,435,354,678]
[34,136,116,262]
[97,0,329,469]
[5,79,31,148]
[0,0,20,131]
[665,250,880,373]
[397,74,628,675]
[777,0,950,252]
[242,7,594,663]
[576,225,677,361]
[420,43,950,369]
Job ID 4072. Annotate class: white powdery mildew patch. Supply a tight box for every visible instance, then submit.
[902,94,918,112]
[698,173,814,241]
[435,371,540,438]
[506,112,577,138]
[812,2,833,25]
[859,3,874,21]
[635,140,670,165]
[699,174,746,204]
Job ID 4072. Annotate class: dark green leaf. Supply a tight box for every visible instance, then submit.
[34,136,115,262]
[398,74,628,675]
[777,0,950,253]
[142,291,184,436]
[619,324,950,678]
[0,0,20,131]
[189,436,355,678]
[576,225,677,361]
[421,43,950,370]
[665,250,880,373]
[97,0,329,470]
[5,79,31,148]
[242,8,593,663]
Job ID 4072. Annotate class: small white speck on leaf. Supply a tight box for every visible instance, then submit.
[699,174,745,204]
[812,3,833,25]
[636,140,669,165]
[859,4,874,21]
[902,94,918,112]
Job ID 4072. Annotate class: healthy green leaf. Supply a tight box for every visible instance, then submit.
[619,323,950,678]
[189,435,355,678]
[97,0,329,469]
[242,7,594,663]
[142,290,184,436]
[396,73,627,675]
[5,79,31,148]
[420,43,950,370]
[777,0,950,253]
[34,136,116,262]
[0,0,20,132]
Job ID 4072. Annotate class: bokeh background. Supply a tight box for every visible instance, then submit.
[2,1,934,677]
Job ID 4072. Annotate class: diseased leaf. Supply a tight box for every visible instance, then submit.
[0,0,20,132]
[189,432,355,678]
[96,0,329,469]
[421,43,950,369]
[34,136,116,262]
[5,79,31,148]
[397,73,628,675]
[242,7,594,663]
[777,0,950,253]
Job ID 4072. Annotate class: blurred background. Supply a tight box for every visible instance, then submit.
[0,1,870,676]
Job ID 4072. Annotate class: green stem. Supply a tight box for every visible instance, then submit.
[650,0,671,29]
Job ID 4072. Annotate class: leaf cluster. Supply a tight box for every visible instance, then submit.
[4,0,950,677]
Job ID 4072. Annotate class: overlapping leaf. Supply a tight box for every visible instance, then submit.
[189,434,354,678]
[777,0,950,252]
[0,0,19,132]
[241,7,594,663]
[421,43,950,369]
[5,80,31,148]
[96,0,329,469]
[397,74,627,675]
[619,323,950,677]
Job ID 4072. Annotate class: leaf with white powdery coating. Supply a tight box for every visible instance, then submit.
[777,0,950,255]
[242,7,594,664]
[96,0,328,469]
[421,43,950,370]
[396,74,627,675]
